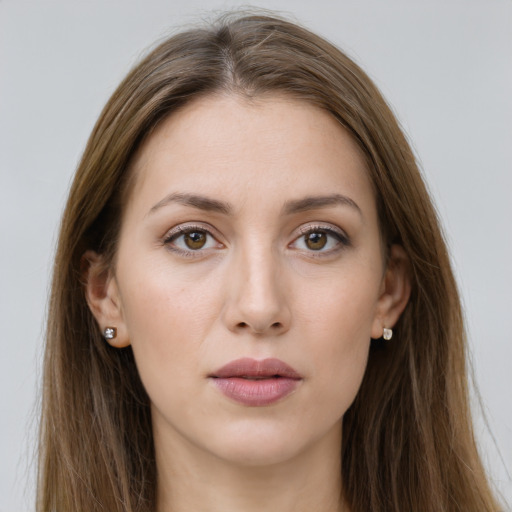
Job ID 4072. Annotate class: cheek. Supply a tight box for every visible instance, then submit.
[297,268,380,411]
[118,273,221,433]
[298,261,381,342]
[116,256,223,381]
[315,325,371,415]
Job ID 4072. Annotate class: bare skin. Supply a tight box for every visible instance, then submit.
[85,94,410,512]
[155,417,345,512]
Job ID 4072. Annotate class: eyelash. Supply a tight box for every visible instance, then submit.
[162,223,350,258]
[291,225,351,257]
[163,224,222,258]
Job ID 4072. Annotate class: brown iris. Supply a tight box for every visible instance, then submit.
[305,232,328,250]
[184,231,207,250]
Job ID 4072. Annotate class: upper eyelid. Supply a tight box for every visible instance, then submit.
[295,223,348,238]
[163,222,220,240]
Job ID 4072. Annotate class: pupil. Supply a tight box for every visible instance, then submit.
[306,232,327,250]
[185,232,206,249]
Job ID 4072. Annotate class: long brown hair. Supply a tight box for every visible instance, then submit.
[37,12,502,511]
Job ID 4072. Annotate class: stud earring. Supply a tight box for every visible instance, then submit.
[383,327,393,340]
[103,327,117,340]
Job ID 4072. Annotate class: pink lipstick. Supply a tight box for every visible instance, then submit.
[209,358,302,406]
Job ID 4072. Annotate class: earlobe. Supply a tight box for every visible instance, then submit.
[82,250,131,348]
[371,244,411,340]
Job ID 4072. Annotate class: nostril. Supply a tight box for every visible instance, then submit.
[235,321,283,333]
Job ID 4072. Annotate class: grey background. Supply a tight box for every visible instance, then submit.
[1,1,511,510]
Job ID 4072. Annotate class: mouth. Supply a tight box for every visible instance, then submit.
[209,358,302,406]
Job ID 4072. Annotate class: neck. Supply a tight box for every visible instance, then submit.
[155,424,346,512]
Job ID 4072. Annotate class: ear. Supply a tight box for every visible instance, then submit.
[82,250,130,348]
[371,244,411,340]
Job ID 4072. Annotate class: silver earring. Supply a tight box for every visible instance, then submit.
[103,327,117,340]
[383,327,393,340]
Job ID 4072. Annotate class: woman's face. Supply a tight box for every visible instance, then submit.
[92,94,405,466]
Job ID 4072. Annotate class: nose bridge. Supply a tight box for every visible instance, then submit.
[224,235,290,335]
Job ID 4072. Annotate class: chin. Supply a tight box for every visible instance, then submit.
[217,441,302,468]
[204,420,325,468]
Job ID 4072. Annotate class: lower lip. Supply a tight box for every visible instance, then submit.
[211,377,301,406]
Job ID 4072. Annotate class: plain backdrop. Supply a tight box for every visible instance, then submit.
[1,1,511,510]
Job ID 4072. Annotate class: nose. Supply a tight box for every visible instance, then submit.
[221,244,291,337]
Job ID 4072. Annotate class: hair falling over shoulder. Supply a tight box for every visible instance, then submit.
[37,11,503,512]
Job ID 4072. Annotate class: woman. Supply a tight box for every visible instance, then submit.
[37,12,502,512]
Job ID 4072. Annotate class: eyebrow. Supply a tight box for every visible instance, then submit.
[282,194,362,217]
[147,192,361,217]
[148,192,232,216]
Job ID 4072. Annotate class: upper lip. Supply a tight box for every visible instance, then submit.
[210,358,302,379]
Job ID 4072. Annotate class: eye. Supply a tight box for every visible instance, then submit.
[290,225,349,254]
[164,225,222,255]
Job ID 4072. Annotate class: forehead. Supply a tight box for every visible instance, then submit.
[126,93,375,218]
